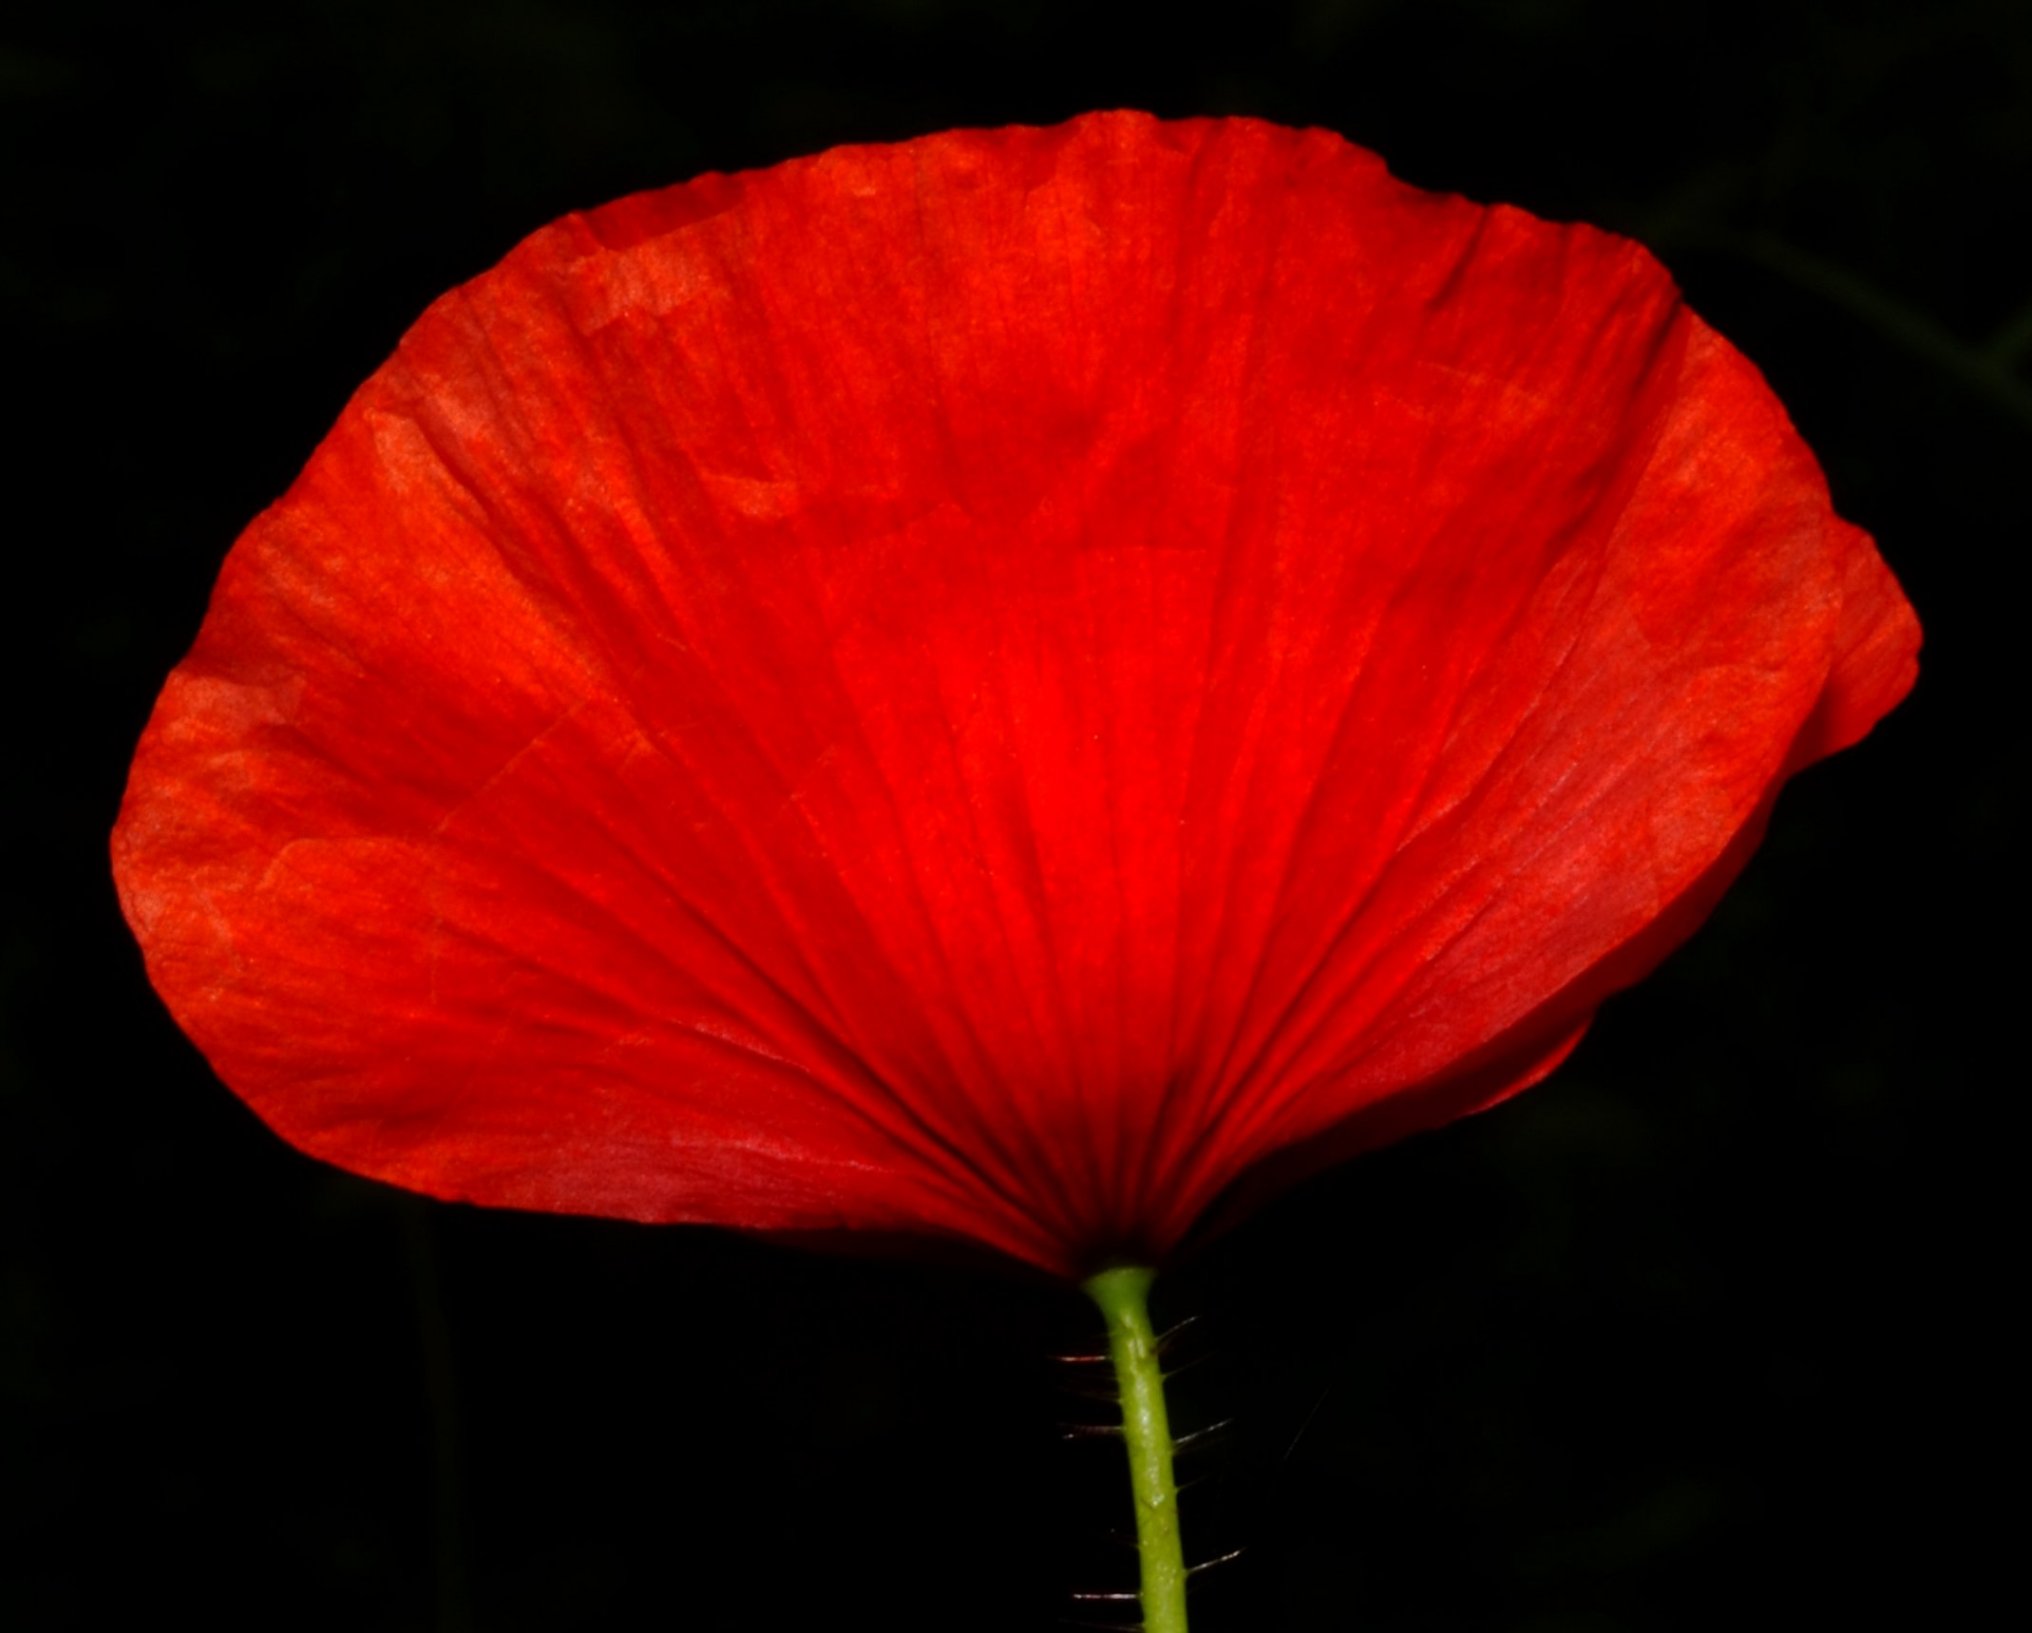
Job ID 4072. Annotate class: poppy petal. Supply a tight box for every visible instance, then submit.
[114,113,1917,1278]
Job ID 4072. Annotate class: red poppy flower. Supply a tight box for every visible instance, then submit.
[114,111,1917,1282]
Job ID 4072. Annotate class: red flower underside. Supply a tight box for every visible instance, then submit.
[114,113,1918,1279]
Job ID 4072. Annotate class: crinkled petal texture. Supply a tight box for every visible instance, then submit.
[114,113,1918,1279]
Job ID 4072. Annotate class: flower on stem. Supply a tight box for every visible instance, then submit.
[114,112,1918,1281]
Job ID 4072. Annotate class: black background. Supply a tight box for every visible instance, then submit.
[4,3,2020,1628]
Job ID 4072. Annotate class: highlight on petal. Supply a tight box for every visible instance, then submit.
[113,111,1919,1279]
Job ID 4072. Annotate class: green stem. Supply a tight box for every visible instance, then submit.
[1083,1266,1189,1633]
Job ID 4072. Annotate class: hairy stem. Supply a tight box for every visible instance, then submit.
[1083,1266,1189,1633]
